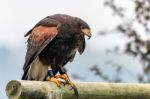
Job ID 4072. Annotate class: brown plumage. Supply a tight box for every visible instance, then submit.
[22,14,91,82]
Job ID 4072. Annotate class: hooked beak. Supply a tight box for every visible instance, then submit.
[81,28,92,39]
[88,34,92,39]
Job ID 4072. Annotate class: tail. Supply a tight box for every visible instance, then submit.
[21,67,59,80]
[21,69,28,80]
[66,73,80,99]
[72,84,80,99]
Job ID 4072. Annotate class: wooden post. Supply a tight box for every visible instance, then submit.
[5,80,150,99]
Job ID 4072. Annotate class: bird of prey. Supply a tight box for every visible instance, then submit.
[22,14,91,98]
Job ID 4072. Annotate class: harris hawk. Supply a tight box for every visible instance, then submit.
[22,14,91,98]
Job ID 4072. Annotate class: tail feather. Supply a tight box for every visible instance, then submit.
[21,69,28,80]
[22,57,48,81]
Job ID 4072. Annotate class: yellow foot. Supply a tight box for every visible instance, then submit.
[55,74,79,98]
[48,77,61,88]
[55,74,74,88]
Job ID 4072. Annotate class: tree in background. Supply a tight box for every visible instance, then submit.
[89,0,150,83]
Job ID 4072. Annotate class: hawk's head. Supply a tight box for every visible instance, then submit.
[76,18,91,39]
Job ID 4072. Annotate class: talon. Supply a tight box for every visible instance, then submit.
[60,80,66,86]
[55,73,79,99]
[48,77,61,88]
[69,86,74,90]
[55,74,74,87]
[67,81,74,90]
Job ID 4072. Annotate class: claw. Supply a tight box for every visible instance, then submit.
[55,74,73,87]
[47,77,61,88]
[55,74,79,99]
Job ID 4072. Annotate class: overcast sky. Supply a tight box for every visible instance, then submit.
[0,0,123,48]
[0,0,142,98]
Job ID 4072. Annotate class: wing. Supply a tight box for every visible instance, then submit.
[24,16,60,37]
[23,18,60,71]
[78,36,85,54]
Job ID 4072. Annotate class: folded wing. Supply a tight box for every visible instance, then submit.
[23,18,60,72]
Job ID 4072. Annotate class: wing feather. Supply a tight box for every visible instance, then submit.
[24,17,60,37]
[78,36,85,54]
[23,25,58,71]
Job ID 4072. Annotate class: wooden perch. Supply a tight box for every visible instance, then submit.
[5,80,150,99]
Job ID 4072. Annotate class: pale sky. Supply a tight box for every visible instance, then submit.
[0,0,122,48]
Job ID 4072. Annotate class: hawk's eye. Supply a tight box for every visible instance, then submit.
[81,26,85,29]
